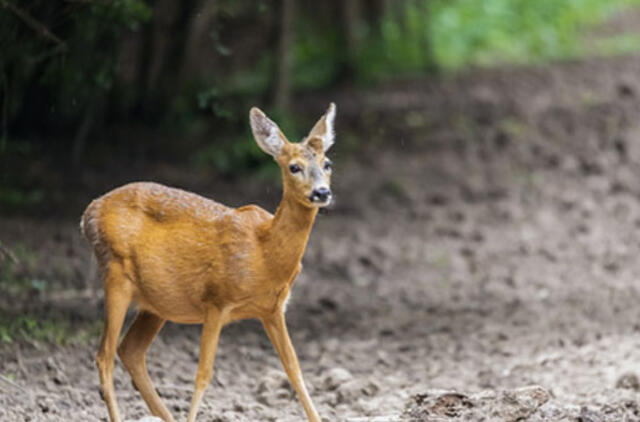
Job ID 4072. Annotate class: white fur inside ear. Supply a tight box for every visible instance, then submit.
[307,103,336,152]
[250,108,284,157]
[262,124,282,156]
[322,103,336,151]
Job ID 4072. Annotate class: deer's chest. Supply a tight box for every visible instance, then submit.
[223,262,301,320]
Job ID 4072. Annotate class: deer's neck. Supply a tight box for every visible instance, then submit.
[263,190,318,283]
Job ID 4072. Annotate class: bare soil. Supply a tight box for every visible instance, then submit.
[3,54,640,421]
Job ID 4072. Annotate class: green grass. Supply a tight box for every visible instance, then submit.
[589,33,640,56]
[352,0,640,80]
[433,0,640,68]
[0,243,41,295]
[0,313,102,345]
[0,243,102,346]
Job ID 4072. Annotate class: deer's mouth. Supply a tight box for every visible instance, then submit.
[310,196,332,207]
[309,187,332,206]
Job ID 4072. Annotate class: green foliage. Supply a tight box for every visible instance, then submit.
[0,187,43,209]
[291,0,640,83]
[192,107,302,179]
[591,33,640,56]
[0,242,100,345]
[292,27,343,89]
[428,0,640,69]
[0,243,41,296]
[0,312,101,345]
[356,2,437,82]
[0,0,151,124]
[46,0,152,112]
[194,134,269,177]
[2,0,640,180]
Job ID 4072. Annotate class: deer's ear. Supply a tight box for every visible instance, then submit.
[307,103,336,152]
[250,107,285,157]
[306,136,324,154]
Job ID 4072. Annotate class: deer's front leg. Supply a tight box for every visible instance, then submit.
[187,307,225,422]
[262,311,321,422]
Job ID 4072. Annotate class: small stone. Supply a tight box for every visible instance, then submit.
[337,379,379,404]
[275,387,292,399]
[254,369,291,406]
[577,406,602,422]
[618,83,635,98]
[403,386,550,421]
[336,380,362,404]
[256,369,289,394]
[496,385,550,421]
[322,367,353,391]
[616,372,640,391]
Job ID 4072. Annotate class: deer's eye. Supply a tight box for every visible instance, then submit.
[289,163,302,174]
[324,161,332,171]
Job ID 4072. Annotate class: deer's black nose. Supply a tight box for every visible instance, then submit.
[310,187,331,202]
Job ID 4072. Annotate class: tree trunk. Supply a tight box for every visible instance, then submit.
[72,94,103,166]
[0,63,7,155]
[181,0,218,82]
[161,0,199,90]
[336,0,360,83]
[363,0,388,36]
[420,0,438,73]
[272,0,295,112]
[1,62,8,183]
[137,0,197,117]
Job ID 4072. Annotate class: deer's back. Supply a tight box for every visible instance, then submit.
[82,182,224,251]
[81,182,275,321]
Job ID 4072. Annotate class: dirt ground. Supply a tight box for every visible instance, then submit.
[3,52,640,421]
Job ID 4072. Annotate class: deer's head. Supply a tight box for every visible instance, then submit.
[250,104,336,208]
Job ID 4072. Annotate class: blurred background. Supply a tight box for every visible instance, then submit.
[3,1,640,421]
[2,0,640,214]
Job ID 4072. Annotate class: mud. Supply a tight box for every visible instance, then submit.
[3,53,640,421]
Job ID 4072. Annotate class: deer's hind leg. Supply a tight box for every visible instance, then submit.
[117,310,175,422]
[96,262,133,422]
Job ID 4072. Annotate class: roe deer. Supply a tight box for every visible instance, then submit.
[80,104,337,422]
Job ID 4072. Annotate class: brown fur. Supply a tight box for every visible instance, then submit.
[81,105,336,422]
